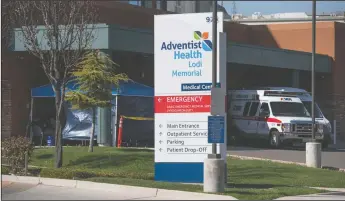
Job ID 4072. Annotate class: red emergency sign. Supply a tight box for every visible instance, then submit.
[154,95,211,113]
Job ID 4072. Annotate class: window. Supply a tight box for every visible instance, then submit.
[232,105,242,112]
[249,102,259,116]
[259,102,270,117]
[302,101,323,118]
[270,102,310,117]
[128,1,141,6]
[243,102,251,116]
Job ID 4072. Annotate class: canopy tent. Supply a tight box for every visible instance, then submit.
[31,80,154,98]
[29,80,154,145]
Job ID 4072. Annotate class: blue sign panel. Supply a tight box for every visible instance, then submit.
[208,116,225,143]
[181,83,221,91]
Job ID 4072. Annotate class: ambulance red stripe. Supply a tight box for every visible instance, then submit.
[232,115,281,123]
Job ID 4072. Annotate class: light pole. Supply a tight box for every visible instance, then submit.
[311,0,316,141]
[306,0,322,168]
[203,0,225,193]
[211,0,218,157]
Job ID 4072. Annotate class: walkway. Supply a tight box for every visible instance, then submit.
[1,176,237,200]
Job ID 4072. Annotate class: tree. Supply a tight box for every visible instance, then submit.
[1,0,15,51]
[11,1,98,168]
[65,51,128,152]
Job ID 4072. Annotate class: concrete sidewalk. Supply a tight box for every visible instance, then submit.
[275,192,345,200]
[1,175,237,200]
[275,187,345,200]
[3,175,345,200]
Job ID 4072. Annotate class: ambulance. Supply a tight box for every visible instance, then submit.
[227,87,332,148]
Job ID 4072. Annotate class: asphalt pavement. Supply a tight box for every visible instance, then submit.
[227,145,345,169]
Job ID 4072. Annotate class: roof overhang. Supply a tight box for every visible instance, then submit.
[227,42,332,73]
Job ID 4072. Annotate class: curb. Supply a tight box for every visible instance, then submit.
[310,187,345,192]
[1,175,238,200]
[228,154,345,173]
[274,191,345,200]
[228,154,306,166]
[157,189,237,200]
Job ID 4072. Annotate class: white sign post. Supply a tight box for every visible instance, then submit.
[154,12,227,183]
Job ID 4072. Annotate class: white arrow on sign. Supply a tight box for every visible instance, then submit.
[158,98,162,102]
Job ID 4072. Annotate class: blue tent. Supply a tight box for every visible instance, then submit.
[30,80,154,143]
[31,80,154,98]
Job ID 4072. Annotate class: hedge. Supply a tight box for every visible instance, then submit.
[39,168,154,180]
[1,136,34,174]
[1,166,10,175]
[1,164,154,180]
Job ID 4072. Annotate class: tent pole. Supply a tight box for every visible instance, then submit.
[113,95,119,147]
[29,97,34,142]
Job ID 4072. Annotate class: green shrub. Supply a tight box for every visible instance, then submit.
[1,165,10,175]
[40,168,75,179]
[40,168,97,179]
[1,136,34,174]
[73,171,98,179]
[39,168,154,180]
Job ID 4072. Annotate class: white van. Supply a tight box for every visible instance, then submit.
[227,87,332,148]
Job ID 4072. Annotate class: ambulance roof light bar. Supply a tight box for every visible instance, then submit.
[230,93,259,100]
[258,88,309,96]
[264,91,298,97]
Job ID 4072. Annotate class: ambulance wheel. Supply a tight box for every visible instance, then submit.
[269,131,281,149]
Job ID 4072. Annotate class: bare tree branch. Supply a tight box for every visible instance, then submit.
[10,0,99,168]
[1,0,16,51]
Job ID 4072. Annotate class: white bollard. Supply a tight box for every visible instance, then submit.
[203,158,225,193]
[306,142,322,168]
[333,120,337,145]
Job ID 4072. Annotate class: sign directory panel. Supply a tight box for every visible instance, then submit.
[208,116,225,144]
[154,12,226,183]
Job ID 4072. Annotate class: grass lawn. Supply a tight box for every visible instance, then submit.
[21,146,345,200]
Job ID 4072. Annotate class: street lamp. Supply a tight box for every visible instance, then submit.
[203,0,225,193]
[211,0,218,157]
[311,0,316,141]
[306,0,322,168]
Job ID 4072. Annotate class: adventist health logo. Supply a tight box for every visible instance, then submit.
[193,31,212,51]
[161,31,212,77]
[160,31,212,59]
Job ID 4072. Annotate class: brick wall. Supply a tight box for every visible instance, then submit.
[252,22,337,96]
[224,22,252,43]
[1,80,12,138]
[1,52,44,138]
[334,22,345,129]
